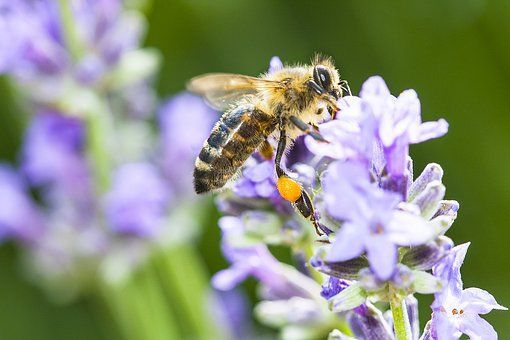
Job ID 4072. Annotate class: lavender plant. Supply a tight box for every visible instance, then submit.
[0,1,225,339]
[213,58,506,339]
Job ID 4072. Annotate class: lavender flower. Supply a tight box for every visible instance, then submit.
[429,243,507,339]
[20,110,92,204]
[233,159,279,199]
[212,215,318,299]
[0,0,144,83]
[104,163,170,237]
[0,166,43,242]
[0,0,183,298]
[323,161,438,280]
[361,77,448,176]
[159,93,217,196]
[208,69,505,339]
[321,277,349,300]
[306,76,448,177]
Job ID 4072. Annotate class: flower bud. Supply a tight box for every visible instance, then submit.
[411,270,443,294]
[432,200,459,219]
[348,304,393,340]
[408,163,443,202]
[411,180,445,219]
[401,236,454,270]
[311,249,368,280]
[254,297,322,328]
[406,295,420,339]
[321,277,350,300]
[329,283,367,313]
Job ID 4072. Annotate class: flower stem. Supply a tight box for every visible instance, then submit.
[298,237,323,284]
[86,106,111,192]
[155,243,224,339]
[57,0,84,60]
[98,263,181,340]
[389,286,412,340]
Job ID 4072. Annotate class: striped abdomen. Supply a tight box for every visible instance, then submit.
[194,104,276,193]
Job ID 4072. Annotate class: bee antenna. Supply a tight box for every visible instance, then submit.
[339,80,352,96]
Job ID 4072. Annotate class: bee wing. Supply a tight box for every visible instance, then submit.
[187,73,283,110]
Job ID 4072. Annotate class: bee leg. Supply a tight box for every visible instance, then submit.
[294,190,324,236]
[259,139,274,160]
[275,125,323,236]
[289,116,327,142]
[275,125,287,178]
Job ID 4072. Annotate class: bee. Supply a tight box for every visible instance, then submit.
[188,55,350,235]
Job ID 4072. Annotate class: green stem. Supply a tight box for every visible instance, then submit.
[98,264,181,340]
[134,264,181,340]
[298,237,323,284]
[389,287,411,340]
[155,244,224,340]
[86,106,111,192]
[57,0,84,60]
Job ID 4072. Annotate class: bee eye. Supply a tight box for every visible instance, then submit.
[313,65,332,90]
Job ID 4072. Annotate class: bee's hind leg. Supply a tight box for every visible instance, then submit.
[275,123,323,236]
[295,190,324,236]
[289,116,327,142]
[259,139,274,160]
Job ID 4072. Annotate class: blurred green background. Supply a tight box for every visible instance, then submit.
[1,0,509,338]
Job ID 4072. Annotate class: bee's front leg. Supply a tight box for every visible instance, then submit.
[289,116,327,142]
[274,123,323,236]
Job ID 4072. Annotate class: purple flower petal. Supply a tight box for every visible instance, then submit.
[431,312,457,339]
[433,243,470,297]
[410,119,449,144]
[459,314,497,340]
[387,210,436,246]
[383,138,409,176]
[21,111,92,202]
[408,163,444,201]
[104,163,170,237]
[461,287,507,315]
[244,161,274,182]
[359,76,391,99]
[232,177,258,198]
[212,265,252,291]
[365,235,398,280]
[320,277,349,300]
[326,222,366,262]
[268,56,283,74]
[218,216,245,237]
[254,179,276,198]
[0,165,43,242]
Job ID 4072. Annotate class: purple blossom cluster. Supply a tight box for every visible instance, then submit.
[0,95,214,295]
[0,0,216,296]
[213,64,506,339]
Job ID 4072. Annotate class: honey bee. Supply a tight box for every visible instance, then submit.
[188,55,349,235]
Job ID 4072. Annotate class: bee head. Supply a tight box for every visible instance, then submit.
[308,64,342,115]
[313,65,333,92]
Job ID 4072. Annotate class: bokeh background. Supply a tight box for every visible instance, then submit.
[0,0,509,338]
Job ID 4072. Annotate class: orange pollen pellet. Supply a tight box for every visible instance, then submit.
[277,177,302,202]
[452,308,458,315]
